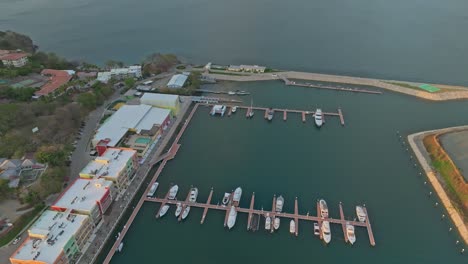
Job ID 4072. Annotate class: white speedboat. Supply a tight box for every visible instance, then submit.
[273,217,280,230]
[322,221,331,244]
[168,185,179,200]
[267,108,274,121]
[189,187,198,203]
[227,206,237,229]
[265,214,271,230]
[289,220,296,234]
[319,199,329,218]
[313,223,320,236]
[275,195,284,212]
[228,91,236,95]
[233,187,242,203]
[182,206,190,220]
[175,203,182,217]
[147,182,159,197]
[232,106,237,113]
[159,205,170,218]
[248,109,255,118]
[346,223,356,245]
[356,205,367,222]
[222,192,231,205]
[117,242,124,252]
[314,109,323,127]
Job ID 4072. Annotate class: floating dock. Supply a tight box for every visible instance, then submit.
[146,189,377,246]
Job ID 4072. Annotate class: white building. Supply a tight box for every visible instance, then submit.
[10,210,93,264]
[0,52,29,67]
[51,178,114,224]
[167,74,188,88]
[97,65,142,83]
[240,65,266,73]
[140,93,180,114]
[92,104,171,148]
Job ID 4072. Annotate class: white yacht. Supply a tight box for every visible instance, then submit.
[322,221,331,244]
[275,195,284,212]
[175,203,182,217]
[356,205,367,222]
[314,109,323,127]
[289,220,296,234]
[313,223,320,236]
[232,106,238,113]
[168,185,179,200]
[147,182,159,197]
[189,187,198,203]
[273,217,280,230]
[182,206,190,220]
[267,108,274,121]
[222,192,231,205]
[346,223,356,245]
[228,91,236,95]
[227,206,237,229]
[319,199,329,218]
[210,105,227,116]
[159,205,170,218]
[117,242,124,252]
[265,214,271,230]
[233,187,242,203]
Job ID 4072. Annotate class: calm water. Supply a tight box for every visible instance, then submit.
[110,82,467,263]
[2,0,468,84]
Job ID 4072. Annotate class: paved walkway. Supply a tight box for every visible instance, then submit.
[76,97,192,264]
[204,71,468,101]
[408,127,468,245]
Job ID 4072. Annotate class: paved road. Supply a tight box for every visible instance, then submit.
[77,97,192,264]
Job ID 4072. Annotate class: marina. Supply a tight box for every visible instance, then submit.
[145,187,376,246]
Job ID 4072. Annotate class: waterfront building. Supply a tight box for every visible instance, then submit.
[35,69,73,97]
[51,178,114,224]
[0,52,29,67]
[167,73,188,88]
[97,65,142,83]
[140,93,180,115]
[9,210,93,264]
[79,148,138,191]
[227,65,242,72]
[92,104,171,156]
[228,64,266,73]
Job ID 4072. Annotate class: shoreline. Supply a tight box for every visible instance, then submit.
[202,70,468,101]
[408,127,468,245]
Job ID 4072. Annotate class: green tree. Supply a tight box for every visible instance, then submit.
[35,145,66,166]
[124,77,135,88]
[77,92,97,109]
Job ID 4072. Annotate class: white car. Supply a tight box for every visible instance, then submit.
[12,236,21,245]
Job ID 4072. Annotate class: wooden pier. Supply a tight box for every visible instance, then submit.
[146,191,377,246]
[247,192,255,230]
[339,202,348,243]
[338,108,344,126]
[228,107,232,116]
[283,110,287,121]
[201,188,213,224]
[155,186,172,218]
[302,112,306,122]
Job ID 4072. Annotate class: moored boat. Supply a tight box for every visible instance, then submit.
[228,91,236,95]
[289,220,296,234]
[322,221,331,244]
[222,192,231,205]
[346,223,356,245]
[314,108,323,127]
[117,242,124,252]
[181,206,190,220]
[275,195,284,212]
[319,199,328,218]
[356,205,367,222]
[265,214,271,230]
[232,106,237,113]
[273,217,280,230]
[168,185,179,200]
[159,205,170,218]
[175,203,182,217]
[189,187,198,202]
[227,206,237,229]
[267,108,274,121]
[147,182,159,197]
[313,223,320,236]
[233,187,242,203]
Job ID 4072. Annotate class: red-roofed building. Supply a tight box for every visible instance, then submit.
[0,52,29,67]
[35,69,73,96]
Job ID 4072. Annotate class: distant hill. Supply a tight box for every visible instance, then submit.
[0,30,36,53]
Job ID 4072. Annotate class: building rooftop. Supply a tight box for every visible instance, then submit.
[167,74,188,88]
[80,148,136,180]
[240,65,266,71]
[0,52,28,61]
[53,178,112,212]
[140,93,179,105]
[11,210,88,263]
[36,69,73,96]
[93,104,170,147]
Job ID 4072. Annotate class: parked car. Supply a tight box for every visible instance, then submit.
[89,150,98,156]
[12,236,21,245]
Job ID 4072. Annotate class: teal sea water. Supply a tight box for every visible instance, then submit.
[2,0,468,84]
[110,81,467,263]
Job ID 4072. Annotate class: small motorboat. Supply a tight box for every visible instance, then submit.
[356,205,367,222]
[313,223,320,236]
[265,214,271,230]
[346,223,356,245]
[189,187,198,203]
[117,242,124,252]
[273,217,280,230]
[232,106,237,113]
[159,205,170,218]
[222,192,231,205]
[182,206,190,220]
[168,185,179,200]
[275,195,284,212]
[175,203,182,217]
[289,220,296,234]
